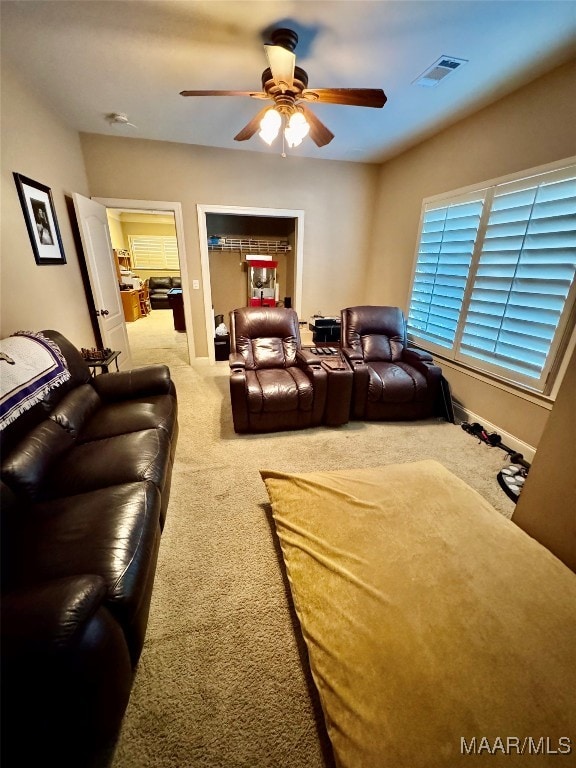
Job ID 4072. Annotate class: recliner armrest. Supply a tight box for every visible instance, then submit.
[92,365,174,400]
[229,352,246,370]
[402,348,443,388]
[403,346,434,364]
[341,346,364,363]
[296,349,320,366]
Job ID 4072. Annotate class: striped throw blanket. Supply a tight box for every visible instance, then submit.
[0,331,71,430]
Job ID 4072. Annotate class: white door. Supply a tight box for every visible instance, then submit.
[72,193,132,369]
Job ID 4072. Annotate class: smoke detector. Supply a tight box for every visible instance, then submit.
[105,112,138,128]
[413,56,468,87]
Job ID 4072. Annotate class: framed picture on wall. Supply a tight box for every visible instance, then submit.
[13,173,66,265]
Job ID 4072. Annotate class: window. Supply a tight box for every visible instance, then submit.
[129,235,179,270]
[407,163,576,394]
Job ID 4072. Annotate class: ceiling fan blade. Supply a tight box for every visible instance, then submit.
[301,88,387,108]
[299,105,334,147]
[264,44,296,90]
[233,106,272,142]
[180,90,267,98]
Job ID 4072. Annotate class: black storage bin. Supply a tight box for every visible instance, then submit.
[214,334,230,361]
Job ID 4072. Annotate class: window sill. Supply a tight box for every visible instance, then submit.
[427,353,555,411]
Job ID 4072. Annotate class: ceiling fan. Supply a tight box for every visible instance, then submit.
[180,28,387,150]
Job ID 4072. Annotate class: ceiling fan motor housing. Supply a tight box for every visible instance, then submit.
[261,66,309,113]
[268,28,299,52]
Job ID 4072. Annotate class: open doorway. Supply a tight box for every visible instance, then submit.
[197,205,304,363]
[95,197,195,366]
[106,209,189,367]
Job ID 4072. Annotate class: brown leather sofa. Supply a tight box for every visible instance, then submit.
[229,307,328,433]
[0,330,178,767]
[148,275,181,309]
[341,306,442,420]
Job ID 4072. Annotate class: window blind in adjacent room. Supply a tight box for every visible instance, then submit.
[129,235,179,270]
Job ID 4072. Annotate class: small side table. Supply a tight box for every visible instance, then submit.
[167,288,186,332]
[86,351,120,376]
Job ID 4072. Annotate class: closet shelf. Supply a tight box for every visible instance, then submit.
[208,237,291,254]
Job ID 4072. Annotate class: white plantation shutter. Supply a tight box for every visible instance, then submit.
[458,172,576,386]
[408,196,484,349]
[129,236,179,270]
[407,163,576,394]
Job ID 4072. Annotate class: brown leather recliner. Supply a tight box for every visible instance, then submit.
[229,307,328,433]
[341,306,442,421]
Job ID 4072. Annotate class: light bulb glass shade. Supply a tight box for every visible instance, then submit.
[284,111,310,148]
[258,108,281,145]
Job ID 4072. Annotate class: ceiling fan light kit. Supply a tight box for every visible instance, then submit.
[180,27,386,155]
[259,108,282,145]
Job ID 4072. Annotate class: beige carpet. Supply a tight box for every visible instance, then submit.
[108,346,515,768]
[126,308,190,368]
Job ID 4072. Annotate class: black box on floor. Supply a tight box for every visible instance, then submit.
[214,334,230,361]
[309,316,341,344]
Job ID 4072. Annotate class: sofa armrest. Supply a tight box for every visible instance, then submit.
[2,575,134,762]
[92,365,175,400]
[2,575,107,652]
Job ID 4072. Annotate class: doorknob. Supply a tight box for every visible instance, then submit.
[101,309,109,316]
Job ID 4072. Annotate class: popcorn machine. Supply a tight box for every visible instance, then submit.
[247,259,278,307]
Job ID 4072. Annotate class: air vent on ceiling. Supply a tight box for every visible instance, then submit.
[413,56,468,87]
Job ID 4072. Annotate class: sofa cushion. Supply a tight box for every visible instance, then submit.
[78,396,177,442]
[368,361,428,403]
[261,460,576,768]
[46,428,172,498]
[92,365,175,401]
[1,420,74,501]
[149,276,173,290]
[49,384,102,437]
[246,368,313,413]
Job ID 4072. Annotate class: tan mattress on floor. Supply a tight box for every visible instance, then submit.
[261,460,576,768]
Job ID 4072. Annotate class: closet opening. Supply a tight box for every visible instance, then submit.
[197,205,304,363]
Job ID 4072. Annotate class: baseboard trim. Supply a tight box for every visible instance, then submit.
[452,403,536,463]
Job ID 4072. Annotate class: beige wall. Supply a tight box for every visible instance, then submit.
[0,63,95,347]
[107,213,125,251]
[365,59,576,448]
[2,53,574,454]
[120,220,177,250]
[79,135,379,356]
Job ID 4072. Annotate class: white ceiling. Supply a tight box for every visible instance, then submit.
[2,0,575,163]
